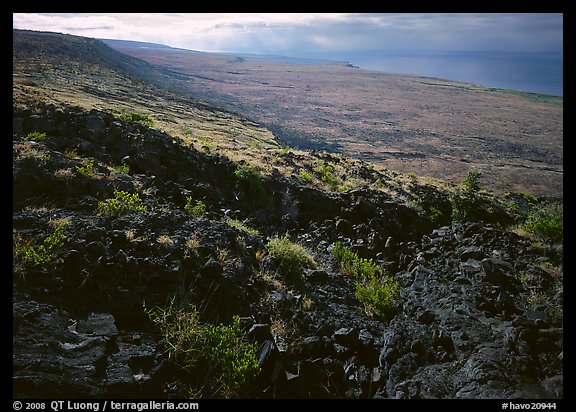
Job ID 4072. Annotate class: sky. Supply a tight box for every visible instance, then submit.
[12,13,563,57]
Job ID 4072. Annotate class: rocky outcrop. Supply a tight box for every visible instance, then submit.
[13,104,562,399]
[377,224,563,399]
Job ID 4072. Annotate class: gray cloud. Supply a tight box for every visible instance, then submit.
[13,13,563,54]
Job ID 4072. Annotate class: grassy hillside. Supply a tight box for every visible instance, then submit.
[13,29,281,155]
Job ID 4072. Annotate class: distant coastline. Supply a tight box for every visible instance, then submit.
[100,39,563,97]
[228,49,564,97]
[266,48,563,97]
[342,50,563,97]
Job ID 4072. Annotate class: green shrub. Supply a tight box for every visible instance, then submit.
[332,242,378,279]
[427,206,444,224]
[355,272,401,318]
[24,131,46,141]
[75,159,95,177]
[313,162,338,188]
[523,202,563,243]
[184,196,206,218]
[14,223,67,267]
[203,316,260,393]
[234,164,265,196]
[96,190,147,216]
[266,235,316,279]
[332,242,400,319]
[298,170,314,184]
[146,302,259,398]
[451,170,483,222]
[116,112,155,127]
[332,241,358,276]
[225,218,259,236]
[113,164,130,175]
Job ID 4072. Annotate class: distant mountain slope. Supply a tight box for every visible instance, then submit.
[100,38,351,65]
[13,29,280,153]
[99,38,177,50]
[14,30,166,83]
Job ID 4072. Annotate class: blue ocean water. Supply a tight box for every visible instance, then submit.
[342,50,563,97]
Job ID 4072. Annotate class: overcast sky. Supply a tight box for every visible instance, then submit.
[12,13,563,56]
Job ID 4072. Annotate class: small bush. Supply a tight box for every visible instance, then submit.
[116,112,155,127]
[451,170,483,222]
[97,190,147,216]
[24,131,46,141]
[298,170,314,184]
[184,196,206,218]
[14,223,67,267]
[313,162,338,188]
[332,242,378,278]
[332,241,358,275]
[523,202,563,243]
[234,164,265,196]
[146,302,259,398]
[266,235,316,279]
[332,242,400,319]
[203,316,260,393]
[427,206,444,224]
[75,159,95,177]
[355,272,401,318]
[113,164,130,175]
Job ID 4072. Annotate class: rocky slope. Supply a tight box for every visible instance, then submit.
[13,103,563,399]
[12,29,563,400]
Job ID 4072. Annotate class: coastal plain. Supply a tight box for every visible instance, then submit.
[110,43,563,198]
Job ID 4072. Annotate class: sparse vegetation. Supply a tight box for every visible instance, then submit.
[332,242,400,319]
[117,40,562,198]
[523,202,563,243]
[15,144,51,165]
[24,131,46,141]
[184,196,207,218]
[96,190,147,216]
[146,301,260,398]
[225,218,259,236]
[417,81,563,106]
[12,30,564,400]
[266,235,316,279]
[115,112,155,127]
[156,234,174,246]
[13,222,67,267]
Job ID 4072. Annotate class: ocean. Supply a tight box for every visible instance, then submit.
[340,50,563,97]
